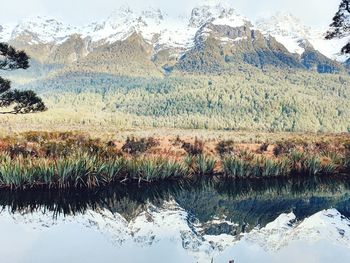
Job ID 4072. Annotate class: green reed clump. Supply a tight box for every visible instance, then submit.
[193,155,216,175]
[288,150,339,176]
[303,156,323,176]
[0,153,190,189]
[344,143,350,172]
[0,147,347,190]
[137,158,165,182]
[161,160,189,180]
[260,157,290,177]
[222,156,290,178]
[222,157,247,178]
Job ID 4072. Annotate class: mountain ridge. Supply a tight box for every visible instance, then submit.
[0,3,347,77]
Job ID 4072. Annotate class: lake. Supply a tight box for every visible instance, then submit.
[1,176,350,263]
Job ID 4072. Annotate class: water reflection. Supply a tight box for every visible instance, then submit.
[0,176,349,230]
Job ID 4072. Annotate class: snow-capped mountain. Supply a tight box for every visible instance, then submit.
[0,24,13,42]
[0,3,249,54]
[256,12,350,63]
[78,3,251,54]
[1,16,77,44]
[0,2,348,77]
[2,201,350,263]
[256,13,313,55]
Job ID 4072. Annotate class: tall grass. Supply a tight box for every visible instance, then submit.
[0,153,191,189]
[222,156,290,178]
[184,155,216,176]
[0,150,347,189]
[289,150,338,176]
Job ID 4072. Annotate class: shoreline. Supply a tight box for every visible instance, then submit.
[0,131,348,190]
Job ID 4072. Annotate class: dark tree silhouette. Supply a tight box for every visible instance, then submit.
[342,42,350,54]
[0,42,46,114]
[326,0,350,40]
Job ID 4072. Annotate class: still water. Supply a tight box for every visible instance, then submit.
[1,177,350,263]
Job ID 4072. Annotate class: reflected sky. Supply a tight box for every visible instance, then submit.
[1,176,350,263]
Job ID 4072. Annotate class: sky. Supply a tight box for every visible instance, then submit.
[0,0,342,29]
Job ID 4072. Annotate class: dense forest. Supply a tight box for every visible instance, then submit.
[8,65,350,132]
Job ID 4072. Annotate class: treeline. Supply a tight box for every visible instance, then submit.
[11,67,350,132]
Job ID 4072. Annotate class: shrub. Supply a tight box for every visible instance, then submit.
[345,143,350,171]
[273,141,296,156]
[181,137,204,156]
[258,143,269,153]
[314,141,331,152]
[8,144,38,158]
[216,140,235,156]
[41,141,72,158]
[122,137,159,155]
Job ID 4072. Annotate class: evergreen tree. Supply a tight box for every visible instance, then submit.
[326,0,350,39]
[342,42,350,54]
[0,43,46,114]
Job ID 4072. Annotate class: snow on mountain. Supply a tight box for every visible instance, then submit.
[190,3,251,47]
[81,7,163,44]
[189,2,248,28]
[311,35,350,62]
[256,12,350,62]
[2,198,350,263]
[0,24,14,42]
[80,3,250,54]
[9,16,77,44]
[245,209,350,252]
[1,200,220,262]
[256,13,312,55]
[0,3,348,64]
[0,3,250,54]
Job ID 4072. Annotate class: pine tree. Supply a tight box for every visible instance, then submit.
[326,0,350,39]
[0,43,46,114]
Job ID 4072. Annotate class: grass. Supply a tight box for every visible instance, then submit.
[0,131,349,189]
[0,154,190,189]
[0,150,347,189]
[222,156,290,178]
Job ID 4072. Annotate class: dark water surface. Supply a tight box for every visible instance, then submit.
[1,176,350,263]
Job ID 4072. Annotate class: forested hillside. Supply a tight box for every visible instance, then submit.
[10,66,350,132]
[1,2,350,133]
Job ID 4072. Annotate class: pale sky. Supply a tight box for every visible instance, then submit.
[0,0,342,29]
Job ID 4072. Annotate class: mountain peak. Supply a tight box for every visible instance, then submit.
[256,12,314,55]
[189,2,247,28]
[10,16,76,44]
[257,12,311,38]
[141,7,164,21]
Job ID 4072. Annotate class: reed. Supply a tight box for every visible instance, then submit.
[222,157,247,178]
[0,148,347,190]
[222,156,290,178]
[192,155,216,176]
